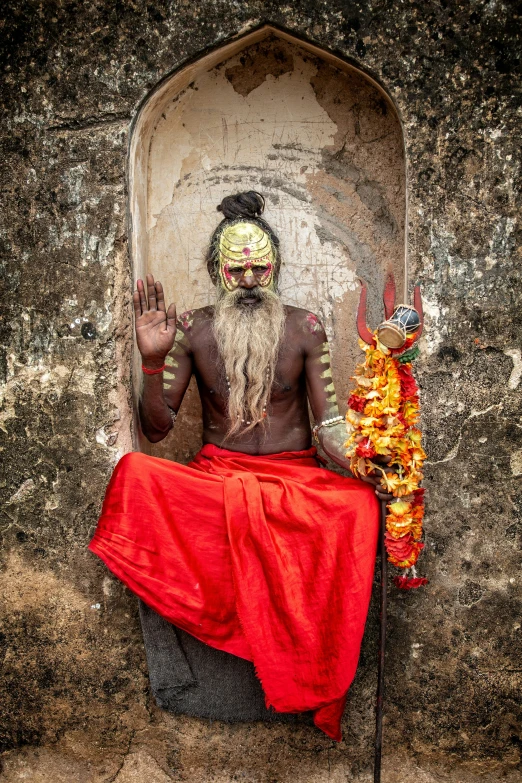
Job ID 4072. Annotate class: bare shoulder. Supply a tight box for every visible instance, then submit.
[176,305,213,334]
[284,305,327,348]
[171,305,214,354]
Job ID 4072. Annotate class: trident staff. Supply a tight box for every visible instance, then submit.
[347,274,427,782]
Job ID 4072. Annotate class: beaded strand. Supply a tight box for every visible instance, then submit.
[226,369,270,426]
[312,415,344,441]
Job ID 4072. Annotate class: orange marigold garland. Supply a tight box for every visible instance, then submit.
[345,334,427,589]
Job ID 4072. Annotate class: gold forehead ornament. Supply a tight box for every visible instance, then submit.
[219,222,272,262]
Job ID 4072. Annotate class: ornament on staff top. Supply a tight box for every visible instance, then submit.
[346,273,428,590]
[356,274,424,351]
[377,304,421,349]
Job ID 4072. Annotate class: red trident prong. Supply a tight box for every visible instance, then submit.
[383,273,396,320]
[356,281,375,345]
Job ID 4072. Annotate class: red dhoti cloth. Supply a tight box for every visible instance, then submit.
[88,444,379,741]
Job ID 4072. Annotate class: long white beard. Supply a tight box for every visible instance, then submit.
[213,287,286,438]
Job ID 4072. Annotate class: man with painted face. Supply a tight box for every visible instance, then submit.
[89,191,386,742]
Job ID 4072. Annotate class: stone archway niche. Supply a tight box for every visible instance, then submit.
[129,26,406,461]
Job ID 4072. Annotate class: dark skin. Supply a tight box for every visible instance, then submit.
[134,272,392,500]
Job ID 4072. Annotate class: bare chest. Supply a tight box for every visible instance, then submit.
[190,327,305,401]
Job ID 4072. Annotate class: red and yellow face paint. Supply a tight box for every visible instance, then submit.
[218,222,275,292]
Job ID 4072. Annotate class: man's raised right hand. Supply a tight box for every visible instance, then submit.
[133,274,176,367]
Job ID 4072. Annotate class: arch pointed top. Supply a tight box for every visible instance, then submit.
[131,24,400,134]
[128,23,407,293]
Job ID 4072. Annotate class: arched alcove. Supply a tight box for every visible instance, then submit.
[129,26,406,461]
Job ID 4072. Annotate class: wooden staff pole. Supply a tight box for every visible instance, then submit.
[374,499,388,783]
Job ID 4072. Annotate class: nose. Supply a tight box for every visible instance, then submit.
[238,270,257,289]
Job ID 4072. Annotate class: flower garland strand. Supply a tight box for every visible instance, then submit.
[345,334,428,589]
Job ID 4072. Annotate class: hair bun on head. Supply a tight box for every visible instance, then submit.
[217,191,265,220]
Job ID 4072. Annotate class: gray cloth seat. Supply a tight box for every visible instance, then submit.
[139,600,313,725]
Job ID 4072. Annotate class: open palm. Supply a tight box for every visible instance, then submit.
[133,274,176,365]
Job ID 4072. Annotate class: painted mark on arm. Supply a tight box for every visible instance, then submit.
[163,323,191,392]
[306,312,324,334]
[311,340,339,416]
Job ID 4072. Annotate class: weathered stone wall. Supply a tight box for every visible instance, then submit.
[1,1,520,780]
